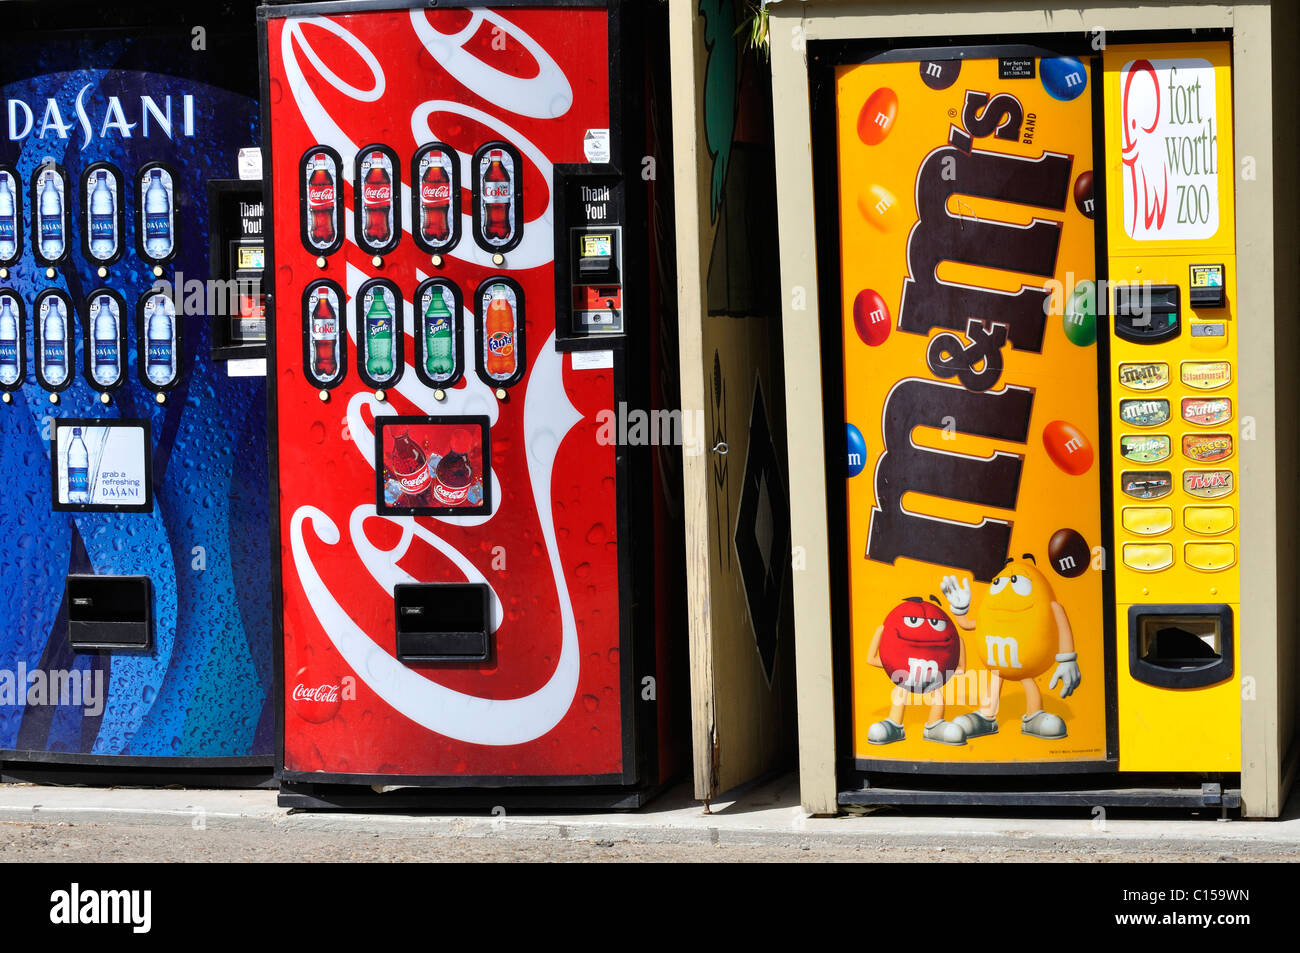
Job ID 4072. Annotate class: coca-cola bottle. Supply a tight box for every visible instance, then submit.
[307,153,335,247]
[362,151,392,246]
[420,159,451,244]
[389,428,435,507]
[482,149,512,243]
[310,290,338,382]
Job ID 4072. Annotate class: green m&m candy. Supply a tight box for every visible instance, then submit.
[1063,280,1096,346]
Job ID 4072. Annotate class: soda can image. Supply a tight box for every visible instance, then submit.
[302,279,346,388]
[137,161,178,263]
[356,277,403,390]
[82,162,124,265]
[31,160,69,266]
[471,141,522,253]
[300,145,342,255]
[353,144,401,256]
[0,165,24,266]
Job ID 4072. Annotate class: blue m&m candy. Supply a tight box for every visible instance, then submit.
[1041,57,1087,101]
[846,423,867,478]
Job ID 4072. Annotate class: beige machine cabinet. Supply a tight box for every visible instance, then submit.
[764,0,1298,817]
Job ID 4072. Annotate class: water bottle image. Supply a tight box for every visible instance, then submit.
[142,167,174,260]
[91,294,120,387]
[38,167,65,261]
[67,427,89,504]
[41,295,68,387]
[145,293,177,386]
[88,169,117,260]
[0,172,17,262]
[0,295,20,386]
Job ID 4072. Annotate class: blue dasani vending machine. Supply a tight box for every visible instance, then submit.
[0,1,273,781]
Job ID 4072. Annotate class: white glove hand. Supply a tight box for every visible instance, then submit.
[1049,652,1081,697]
[940,575,971,616]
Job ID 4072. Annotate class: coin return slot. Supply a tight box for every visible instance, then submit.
[1128,605,1233,688]
[394,582,490,662]
[66,574,152,651]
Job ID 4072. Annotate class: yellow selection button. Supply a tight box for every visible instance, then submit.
[1121,506,1173,536]
[1183,505,1236,536]
[1184,542,1236,572]
[1122,542,1174,572]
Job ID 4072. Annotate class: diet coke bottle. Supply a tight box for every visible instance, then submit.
[482,149,512,244]
[307,153,336,248]
[309,288,339,382]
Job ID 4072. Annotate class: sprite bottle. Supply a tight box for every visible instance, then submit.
[365,291,394,380]
[424,290,454,378]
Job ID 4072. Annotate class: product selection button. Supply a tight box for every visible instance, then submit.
[1180,361,1232,390]
[1121,470,1173,500]
[1182,397,1231,426]
[1120,399,1170,428]
[1117,362,1169,391]
[1182,433,1233,463]
[1122,542,1175,572]
[1120,434,1171,463]
[1121,506,1173,536]
[1183,505,1236,536]
[1184,542,1236,572]
[1183,469,1234,499]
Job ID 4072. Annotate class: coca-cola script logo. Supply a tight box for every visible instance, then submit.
[308,185,335,207]
[398,465,432,495]
[433,481,469,505]
[291,679,343,724]
[363,184,392,205]
[293,682,340,703]
[422,183,451,203]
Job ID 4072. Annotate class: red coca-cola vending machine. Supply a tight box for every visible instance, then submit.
[258,0,683,807]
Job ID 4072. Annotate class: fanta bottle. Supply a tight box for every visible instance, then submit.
[484,285,516,379]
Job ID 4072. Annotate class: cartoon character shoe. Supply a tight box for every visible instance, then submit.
[953,711,999,738]
[923,720,967,745]
[867,719,906,745]
[1021,710,1067,739]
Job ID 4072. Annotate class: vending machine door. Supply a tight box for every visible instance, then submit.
[262,1,676,801]
[0,3,273,773]
[827,49,1112,772]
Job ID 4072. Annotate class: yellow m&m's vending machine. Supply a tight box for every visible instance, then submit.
[816,36,1241,799]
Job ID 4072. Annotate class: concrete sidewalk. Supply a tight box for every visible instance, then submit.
[0,774,1297,859]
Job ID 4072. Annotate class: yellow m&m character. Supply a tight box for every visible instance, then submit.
[940,556,1081,740]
